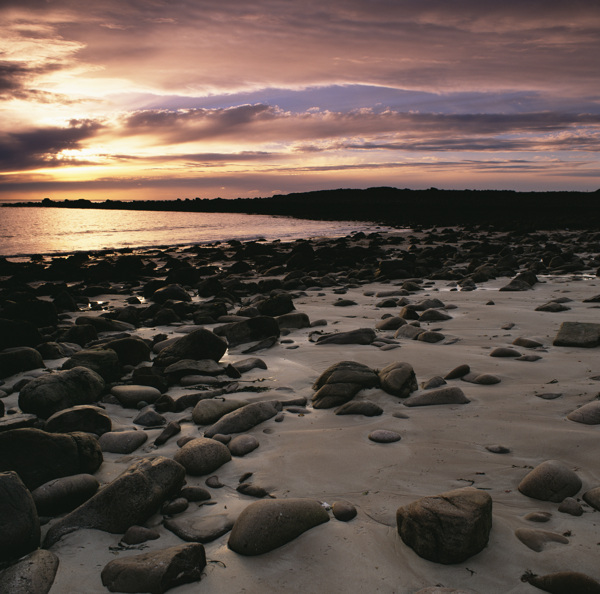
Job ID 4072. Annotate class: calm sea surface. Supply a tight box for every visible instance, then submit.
[0,207,389,258]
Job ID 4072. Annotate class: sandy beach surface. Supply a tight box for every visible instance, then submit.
[1,228,600,594]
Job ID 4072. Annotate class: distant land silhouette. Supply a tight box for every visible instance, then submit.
[3,187,599,230]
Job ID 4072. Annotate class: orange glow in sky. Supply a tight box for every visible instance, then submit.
[1,1,600,201]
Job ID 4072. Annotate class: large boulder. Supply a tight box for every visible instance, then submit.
[0,549,59,594]
[378,362,418,398]
[173,437,232,476]
[396,487,492,564]
[228,498,329,556]
[553,321,600,348]
[203,401,280,437]
[101,543,205,594]
[43,456,185,547]
[62,348,122,382]
[213,316,280,348]
[518,460,582,502]
[153,329,227,367]
[312,361,379,409]
[0,428,102,491]
[0,347,45,379]
[18,366,105,419]
[0,471,40,563]
[192,399,247,425]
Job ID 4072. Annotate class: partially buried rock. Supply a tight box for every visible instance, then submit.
[111,384,161,408]
[567,400,600,425]
[0,471,40,564]
[378,361,418,398]
[173,437,232,475]
[164,513,235,544]
[31,473,99,516]
[121,525,160,545]
[558,497,583,516]
[0,549,59,594]
[18,366,105,419]
[518,460,582,502]
[192,399,247,426]
[213,316,280,348]
[43,456,185,547]
[582,486,600,511]
[228,498,329,556]
[312,360,379,409]
[522,571,600,594]
[335,401,383,416]
[403,386,469,407]
[0,428,102,491]
[103,337,151,367]
[396,487,492,564]
[228,434,259,456]
[490,347,521,357]
[99,430,148,454]
[316,328,376,345]
[444,364,470,379]
[101,543,206,594]
[203,401,280,438]
[368,429,401,443]
[515,528,569,552]
[553,321,600,348]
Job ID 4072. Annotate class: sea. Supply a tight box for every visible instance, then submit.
[0,206,392,259]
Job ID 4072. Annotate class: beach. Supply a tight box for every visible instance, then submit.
[1,227,600,593]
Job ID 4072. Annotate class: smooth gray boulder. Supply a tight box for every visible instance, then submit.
[396,487,492,564]
[228,498,329,555]
[0,471,40,563]
[403,386,470,407]
[553,321,600,348]
[378,362,418,398]
[98,430,148,454]
[204,401,280,437]
[111,384,161,408]
[31,473,99,516]
[192,399,247,426]
[43,456,185,547]
[0,549,59,594]
[518,460,582,502]
[0,428,102,491]
[154,328,227,366]
[18,366,105,419]
[173,437,231,476]
[101,543,205,594]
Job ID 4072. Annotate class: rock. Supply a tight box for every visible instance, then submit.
[179,486,211,502]
[237,483,271,498]
[513,337,544,348]
[204,401,280,437]
[228,498,329,555]
[111,384,161,408]
[518,460,582,502]
[332,500,357,521]
[121,525,160,545]
[173,437,232,475]
[31,473,99,516]
[164,358,225,381]
[378,361,418,398]
[558,496,583,516]
[368,429,401,443]
[316,328,376,345]
[231,357,268,374]
[0,318,43,350]
[0,428,102,491]
[133,408,166,427]
[228,434,259,456]
[62,348,122,382]
[499,271,538,291]
[490,347,521,357]
[414,589,476,594]
[18,366,105,419]
[276,312,310,329]
[567,400,600,424]
[536,301,570,312]
[101,543,206,594]
[553,321,600,348]
[103,337,151,366]
[45,405,112,435]
[394,324,425,339]
[75,315,133,333]
[164,513,235,544]
[422,376,447,390]
[582,486,600,511]
[43,456,185,547]
[36,341,80,360]
[99,430,148,454]
[335,401,383,416]
[0,471,40,563]
[192,399,247,425]
[150,283,192,303]
[468,373,501,385]
[515,528,569,552]
[154,328,227,367]
[213,316,280,348]
[0,347,45,379]
[154,421,181,446]
[522,571,600,593]
[444,364,470,379]
[396,487,492,564]
[375,316,406,331]
[419,308,452,322]
[256,293,295,316]
[403,386,469,407]
[486,445,511,454]
[0,549,59,594]
[57,324,98,347]
[162,497,188,515]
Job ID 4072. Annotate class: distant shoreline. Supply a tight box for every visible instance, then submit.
[3,187,599,229]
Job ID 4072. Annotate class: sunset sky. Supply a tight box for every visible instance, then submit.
[1,0,599,201]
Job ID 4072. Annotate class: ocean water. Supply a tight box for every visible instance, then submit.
[0,207,388,258]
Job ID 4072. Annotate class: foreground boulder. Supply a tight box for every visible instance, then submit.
[553,321,600,348]
[396,487,492,564]
[153,329,227,367]
[0,471,40,563]
[518,460,582,502]
[312,361,379,409]
[0,428,102,491]
[101,543,206,594]
[378,362,418,398]
[0,549,59,594]
[203,401,280,437]
[0,347,45,379]
[43,456,185,547]
[18,366,105,419]
[228,498,329,555]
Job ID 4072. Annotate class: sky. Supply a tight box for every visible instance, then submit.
[1,0,599,202]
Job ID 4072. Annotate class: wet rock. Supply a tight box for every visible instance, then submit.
[150,283,192,303]
[417,330,446,343]
[231,357,268,374]
[536,301,570,313]
[101,543,206,594]
[0,428,102,491]
[228,498,329,556]
[0,318,43,350]
[394,325,425,339]
[0,347,45,380]
[99,430,148,454]
[31,473,99,516]
[419,308,452,322]
[45,405,111,435]
[490,347,521,357]
[486,445,511,454]
[133,408,166,427]
[173,437,232,476]
[0,471,40,563]
[512,337,544,348]
[375,316,406,331]
[518,460,582,502]
[499,271,538,291]
[43,456,185,547]
[164,359,224,381]
[0,549,59,594]
[396,487,492,564]
[204,401,281,437]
